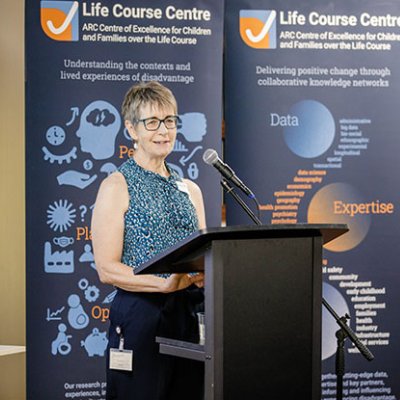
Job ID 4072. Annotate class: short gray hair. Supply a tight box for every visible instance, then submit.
[121,81,177,123]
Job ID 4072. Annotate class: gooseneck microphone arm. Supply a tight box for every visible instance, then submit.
[220,179,262,225]
[202,149,261,224]
[203,149,256,199]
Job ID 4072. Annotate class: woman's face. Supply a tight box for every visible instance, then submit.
[127,103,177,161]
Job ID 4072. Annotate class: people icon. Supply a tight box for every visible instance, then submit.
[79,244,94,263]
[51,323,72,355]
[76,100,121,160]
[67,294,90,329]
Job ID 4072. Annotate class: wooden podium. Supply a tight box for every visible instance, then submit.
[135,224,348,400]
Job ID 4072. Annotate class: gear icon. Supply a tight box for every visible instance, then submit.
[84,285,100,302]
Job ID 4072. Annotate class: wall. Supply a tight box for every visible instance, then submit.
[0,0,26,398]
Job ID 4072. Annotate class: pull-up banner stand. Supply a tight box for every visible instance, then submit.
[225,1,400,398]
[26,1,224,398]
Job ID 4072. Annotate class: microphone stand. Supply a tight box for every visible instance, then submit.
[220,178,374,400]
[220,179,261,225]
[322,298,374,400]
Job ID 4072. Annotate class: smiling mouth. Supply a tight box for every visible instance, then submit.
[153,140,170,144]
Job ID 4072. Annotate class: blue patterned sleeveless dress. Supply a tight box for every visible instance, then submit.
[119,157,198,272]
[106,157,204,400]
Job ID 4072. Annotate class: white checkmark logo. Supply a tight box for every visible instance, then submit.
[245,10,276,43]
[46,1,78,35]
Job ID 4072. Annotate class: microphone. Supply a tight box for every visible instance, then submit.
[203,149,255,198]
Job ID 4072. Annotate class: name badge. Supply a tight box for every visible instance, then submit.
[110,325,133,371]
[109,348,133,371]
[176,180,190,195]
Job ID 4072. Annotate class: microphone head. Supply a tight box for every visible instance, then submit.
[203,148,219,165]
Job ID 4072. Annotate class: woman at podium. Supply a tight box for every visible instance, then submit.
[92,81,205,399]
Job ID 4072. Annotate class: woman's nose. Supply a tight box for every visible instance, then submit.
[158,122,169,134]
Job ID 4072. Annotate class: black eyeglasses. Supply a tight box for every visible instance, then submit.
[135,115,181,131]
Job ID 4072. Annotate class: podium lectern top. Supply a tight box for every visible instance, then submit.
[135,223,348,275]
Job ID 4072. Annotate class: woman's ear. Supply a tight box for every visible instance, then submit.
[125,120,138,141]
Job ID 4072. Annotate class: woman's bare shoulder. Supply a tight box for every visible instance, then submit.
[101,171,126,189]
[183,178,202,196]
[96,171,129,209]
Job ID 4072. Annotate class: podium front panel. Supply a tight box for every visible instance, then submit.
[204,236,322,400]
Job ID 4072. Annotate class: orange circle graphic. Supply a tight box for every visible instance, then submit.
[308,183,371,252]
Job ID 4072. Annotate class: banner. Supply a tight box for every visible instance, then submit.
[26,0,223,397]
[225,1,399,398]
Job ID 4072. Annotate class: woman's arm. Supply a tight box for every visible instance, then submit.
[184,179,206,229]
[92,172,202,293]
[183,179,206,288]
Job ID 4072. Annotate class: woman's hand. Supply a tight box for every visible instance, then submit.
[162,273,204,293]
[191,272,204,288]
